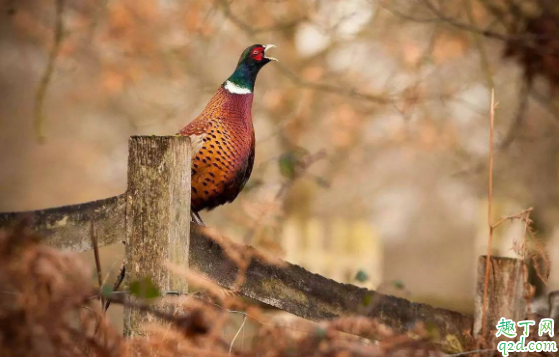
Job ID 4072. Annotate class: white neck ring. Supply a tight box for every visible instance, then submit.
[224,80,252,94]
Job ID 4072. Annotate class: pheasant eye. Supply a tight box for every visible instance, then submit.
[249,47,264,60]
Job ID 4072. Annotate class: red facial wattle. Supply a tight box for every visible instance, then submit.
[249,47,265,61]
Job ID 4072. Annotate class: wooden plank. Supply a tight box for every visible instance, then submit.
[189,225,474,353]
[123,135,191,336]
[0,195,125,251]
[473,256,526,355]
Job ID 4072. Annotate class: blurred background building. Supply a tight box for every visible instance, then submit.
[1,0,559,315]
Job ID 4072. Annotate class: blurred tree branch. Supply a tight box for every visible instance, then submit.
[34,0,65,143]
[462,0,494,90]
[419,0,519,42]
[384,0,559,48]
[499,80,530,150]
[218,0,304,35]
[275,63,394,104]
[386,0,559,151]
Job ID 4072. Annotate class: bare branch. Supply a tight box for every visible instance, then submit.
[481,89,497,338]
[34,0,65,143]
[217,0,304,35]
[90,221,104,310]
[530,88,559,123]
[275,63,394,104]
[387,0,559,51]
[499,80,531,149]
[103,261,126,312]
[491,207,533,230]
[228,314,247,355]
[421,0,513,42]
[462,0,494,89]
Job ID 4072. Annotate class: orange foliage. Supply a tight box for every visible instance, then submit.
[432,33,470,64]
[330,104,360,148]
[402,42,423,68]
[104,0,159,54]
[101,70,126,94]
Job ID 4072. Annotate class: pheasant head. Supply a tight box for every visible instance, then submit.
[224,44,277,94]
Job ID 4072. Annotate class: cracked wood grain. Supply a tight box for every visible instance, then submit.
[474,256,526,355]
[124,136,191,336]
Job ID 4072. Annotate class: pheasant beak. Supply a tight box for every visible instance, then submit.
[263,44,278,62]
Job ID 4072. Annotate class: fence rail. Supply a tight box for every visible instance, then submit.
[0,195,125,251]
[0,135,482,352]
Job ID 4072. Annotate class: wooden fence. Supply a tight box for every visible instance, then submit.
[0,135,547,354]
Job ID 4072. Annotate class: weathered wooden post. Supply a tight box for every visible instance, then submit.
[124,136,191,336]
[474,256,526,355]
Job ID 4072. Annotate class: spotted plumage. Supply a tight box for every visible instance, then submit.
[178,44,277,224]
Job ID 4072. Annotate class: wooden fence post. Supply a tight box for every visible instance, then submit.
[473,256,526,354]
[124,136,191,336]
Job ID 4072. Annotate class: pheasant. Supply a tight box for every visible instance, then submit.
[178,44,277,225]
